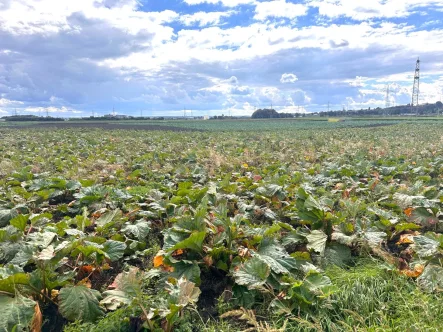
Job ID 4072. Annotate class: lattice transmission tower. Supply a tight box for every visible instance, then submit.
[411,58,420,107]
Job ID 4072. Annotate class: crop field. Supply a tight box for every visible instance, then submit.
[0,120,442,331]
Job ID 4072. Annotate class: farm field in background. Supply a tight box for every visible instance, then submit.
[0,121,442,331]
[2,116,443,132]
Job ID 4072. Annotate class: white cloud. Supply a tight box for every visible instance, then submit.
[1,0,443,115]
[345,76,369,87]
[180,11,235,27]
[0,0,177,36]
[254,0,308,20]
[25,106,83,114]
[309,0,443,21]
[280,73,298,83]
[0,98,23,106]
[279,105,308,113]
[183,0,255,7]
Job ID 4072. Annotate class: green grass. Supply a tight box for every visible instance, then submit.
[204,259,443,332]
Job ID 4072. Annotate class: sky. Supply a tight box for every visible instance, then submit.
[1,0,443,117]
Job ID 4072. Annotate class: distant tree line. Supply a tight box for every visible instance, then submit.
[251,109,308,119]
[210,115,236,120]
[1,115,64,121]
[319,102,443,117]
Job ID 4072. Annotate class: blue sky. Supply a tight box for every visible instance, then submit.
[0,0,443,117]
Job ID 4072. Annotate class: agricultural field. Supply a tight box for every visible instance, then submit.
[0,120,442,331]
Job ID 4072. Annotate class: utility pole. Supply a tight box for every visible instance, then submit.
[327,101,330,112]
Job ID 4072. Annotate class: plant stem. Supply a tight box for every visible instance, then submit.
[28,285,57,305]
[0,290,14,297]
[138,302,154,331]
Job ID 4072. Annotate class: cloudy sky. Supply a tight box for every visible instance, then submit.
[1,0,443,117]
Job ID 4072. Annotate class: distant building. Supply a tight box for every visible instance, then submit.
[114,114,129,119]
[104,114,129,119]
[203,115,209,120]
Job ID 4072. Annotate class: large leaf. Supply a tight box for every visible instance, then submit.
[122,220,150,241]
[101,268,141,310]
[232,256,270,289]
[306,230,328,256]
[0,295,36,331]
[9,245,34,266]
[0,273,30,293]
[412,236,440,258]
[304,272,333,292]
[254,238,298,274]
[176,278,201,306]
[171,261,201,284]
[322,243,352,268]
[410,207,439,228]
[393,193,427,209]
[100,290,131,311]
[0,209,17,228]
[113,267,141,298]
[169,231,206,253]
[331,231,358,246]
[363,229,387,247]
[96,209,123,229]
[59,286,105,322]
[9,214,29,232]
[256,184,286,200]
[281,230,307,247]
[417,264,443,293]
[27,231,57,248]
[103,240,126,261]
[36,245,55,261]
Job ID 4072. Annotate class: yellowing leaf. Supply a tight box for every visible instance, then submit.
[30,302,42,332]
[401,264,424,278]
[163,265,174,272]
[51,289,59,300]
[396,234,414,245]
[80,265,94,274]
[102,263,111,270]
[203,255,213,266]
[77,277,92,288]
[153,255,164,268]
[172,249,184,256]
[404,207,414,217]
